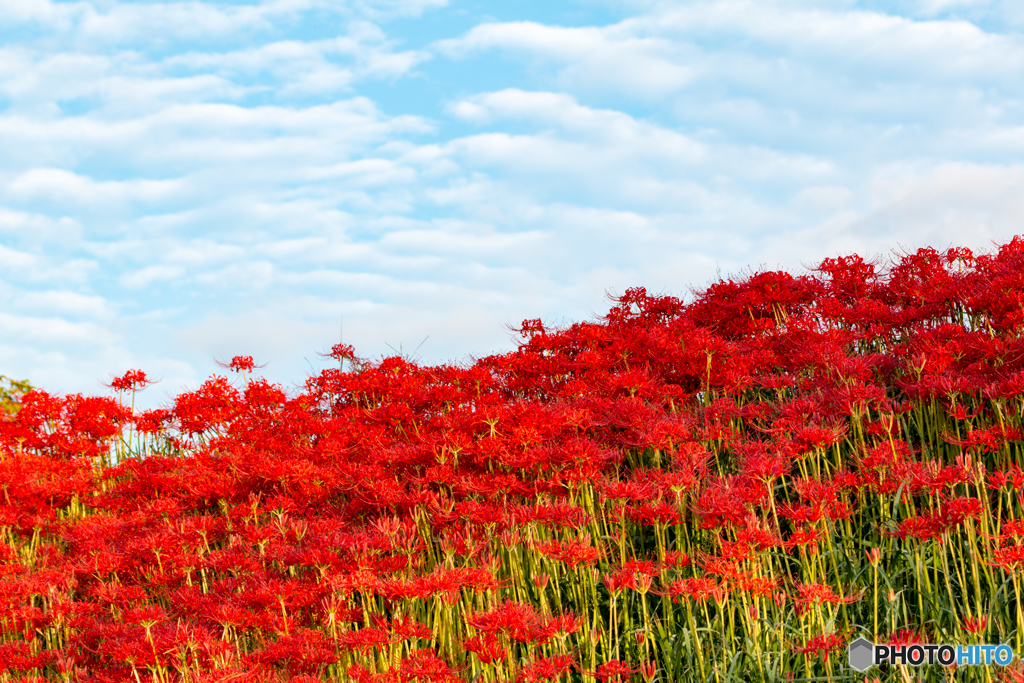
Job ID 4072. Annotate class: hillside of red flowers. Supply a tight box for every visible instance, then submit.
[3,238,1024,682]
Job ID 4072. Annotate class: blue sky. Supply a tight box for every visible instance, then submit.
[2,0,1023,406]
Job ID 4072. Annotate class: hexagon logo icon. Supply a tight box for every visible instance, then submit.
[848,637,874,672]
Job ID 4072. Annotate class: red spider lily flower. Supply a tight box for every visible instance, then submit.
[858,439,917,471]
[988,470,1010,490]
[326,343,357,361]
[883,629,926,646]
[892,514,945,542]
[336,627,392,653]
[894,497,982,543]
[626,500,681,526]
[718,541,752,561]
[786,525,823,553]
[598,479,656,502]
[734,438,794,483]
[632,573,654,595]
[122,604,168,625]
[793,583,862,614]
[654,467,705,499]
[963,615,989,634]
[925,461,975,492]
[999,519,1024,539]
[942,496,983,524]
[107,369,154,392]
[173,375,243,435]
[732,574,778,597]
[825,499,855,521]
[389,616,432,641]
[660,550,692,569]
[526,501,593,528]
[639,660,657,683]
[663,577,721,603]
[543,613,583,638]
[791,477,842,506]
[584,659,635,682]
[0,641,57,671]
[734,522,782,551]
[602,568,636,594]
[259,628,338,675]
[988,465,1024,491]
[795,423,848,451]
[517,654,575,682]
[944,425,1023,454]
[466,601,566,644]
[394,649,462,683]
[463,634,508,664]
[692,475,759,529]
[699,552,748,580]
[987,545,1024,570]
[1001,664,1024,683]
[620,559,659,578]
[794,632,846,661]
[774,489,825,516]
[534,536,604,568]
[216,355,260,373]
[519,318,547,338]
[133,407,172,434]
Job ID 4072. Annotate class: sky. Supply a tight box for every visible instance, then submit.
[2,0,1023,407]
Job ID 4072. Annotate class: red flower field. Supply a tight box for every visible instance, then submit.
[3,238,1024,682]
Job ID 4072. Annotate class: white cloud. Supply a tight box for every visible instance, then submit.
[438,21,694,100]
[1,0,1022,406]
[353,0,448,20]
[857,162,1024,242]
[9,169,184,209]
[119,265,187,289]
[195,261,276,290]
[653,1,1024,78]
[14,290,112,319]
[438,2,1024,107]
[0,0,73,27]
[0,244,37,269]
[738,162,1024,274]
[0,96,428,159]
[442,90,839,215]
[161,32,430,97]
[449,88,704,150]
[0,0,449,45]
[0,0,279,44]
[0,310,117,346]
[916,0,990,13]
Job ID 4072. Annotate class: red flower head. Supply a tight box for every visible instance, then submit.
[107,369,153,392]
[328,343,357,361]
[220,356,259,373]
[794,632,846,661]
[587,660,635,682]
[215,356,266,387]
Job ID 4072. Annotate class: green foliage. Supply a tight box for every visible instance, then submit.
[0,375,32,415]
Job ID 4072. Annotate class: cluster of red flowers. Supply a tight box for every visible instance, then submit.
[3,238,1024,682]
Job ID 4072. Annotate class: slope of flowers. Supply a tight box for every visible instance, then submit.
[3,239,1024,683]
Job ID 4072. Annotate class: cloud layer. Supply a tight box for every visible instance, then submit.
[1,0,1022,405]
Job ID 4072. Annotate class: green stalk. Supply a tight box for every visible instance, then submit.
[686,600,707,679]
